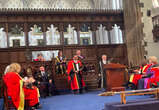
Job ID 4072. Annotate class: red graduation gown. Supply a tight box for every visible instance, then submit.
[3,72,24,110]
[129,64,153,86]
[67,60,85,90]
[23,86,39,106]
[148,67,159,88]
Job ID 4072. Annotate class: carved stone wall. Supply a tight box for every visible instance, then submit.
[140,0,159,60]
[0,0,123,9]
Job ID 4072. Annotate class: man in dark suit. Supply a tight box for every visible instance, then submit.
[35,66,53,97]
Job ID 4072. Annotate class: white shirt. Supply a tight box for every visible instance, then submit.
[41,71,45,76]
[102,60,107,64]
[60,56,63,60]
[76,63,79,71]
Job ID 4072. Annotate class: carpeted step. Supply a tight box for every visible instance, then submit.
[104,98,159,110]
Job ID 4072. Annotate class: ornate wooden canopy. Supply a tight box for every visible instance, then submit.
[0,8,124,31]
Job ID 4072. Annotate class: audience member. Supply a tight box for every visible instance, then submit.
[34,53,45,61]
[3,63,40,110]
[35,66,54,97]
[55,51,67,74]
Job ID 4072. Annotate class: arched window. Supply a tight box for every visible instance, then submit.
[29,24,44,46]
[0,28,7,48]
[80,24,93,45]
[46,24,60,45]
[64,24,78,45]
[110,24,123,44]
[8,24,25,47]
[96,24,109,44]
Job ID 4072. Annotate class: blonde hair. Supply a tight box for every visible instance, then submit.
[8,63,21,73]
[148,56,158,64]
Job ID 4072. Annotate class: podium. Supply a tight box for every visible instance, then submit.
[104,63,126,91]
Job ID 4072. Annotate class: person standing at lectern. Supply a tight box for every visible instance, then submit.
[99,54,110,91]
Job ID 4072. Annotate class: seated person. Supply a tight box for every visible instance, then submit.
[3,63,40,110]
[55,51,67,74]
[35,66,54,97]
[23,76,41,109]
[147,65,159,88]
[138,56,158,89]
[23,67,41,109]
[34,53,45,61]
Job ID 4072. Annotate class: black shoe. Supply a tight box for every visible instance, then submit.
[73,90,79,94]
[33,103,42,109]
[31,107,37,110]
[36,104,42,109]
[48,93,52,97]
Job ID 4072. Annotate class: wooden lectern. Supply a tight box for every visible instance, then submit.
[104,63,126,91]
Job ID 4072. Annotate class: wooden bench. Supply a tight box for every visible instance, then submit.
[99,88,159,104]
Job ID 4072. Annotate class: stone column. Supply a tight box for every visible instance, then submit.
[58,23,64,45]
[24,23,29,47]
[42,23,47,46]
[105,23,113,44]
[76,24,81,45]
[91,23,98,45]
[5,23,9,48]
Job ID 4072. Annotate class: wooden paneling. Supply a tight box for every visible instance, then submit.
[0,44,127,91]
[63,48,73,59]
[0,52,9,63]
[10,52,19,63]
[18,51,26,62]
[9,51,26,63]
[86,48,96,58]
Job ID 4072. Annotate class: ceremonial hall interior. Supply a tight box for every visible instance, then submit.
[0,0,159,110]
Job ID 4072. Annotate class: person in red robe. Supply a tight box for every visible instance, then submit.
[138,56,158,89]
[129,62,147,88]
[128,58,157,89]
[23,76,41,109]
[147,66,159,88]
[3,63,25,110]
[3,63,40,110]
[67,55,86,94]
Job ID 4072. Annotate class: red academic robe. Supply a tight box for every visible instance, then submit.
[67,60,85,90]
[147,67,159,88]
[3,72,39,109]
[129,64,152,86]
[3,72,24,110]
[23,86,39,107]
